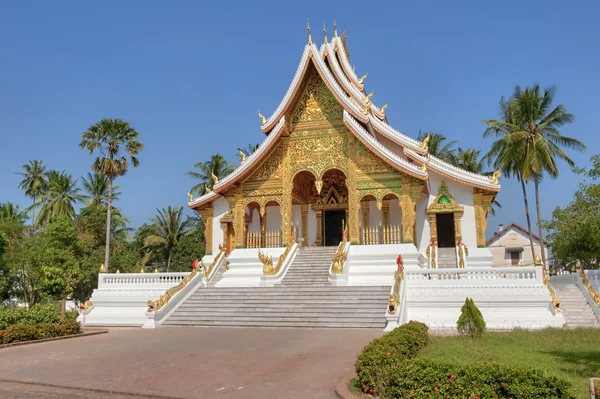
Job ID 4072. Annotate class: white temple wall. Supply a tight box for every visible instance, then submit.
[415,193,429,253]
[266,205,282,233]
[247,209,260,233]
[308,205,317,246]
[212,197,229,255]
[416,172,478,252]
[368,201,382,227]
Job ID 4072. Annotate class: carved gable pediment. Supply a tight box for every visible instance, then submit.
[291,70,343,124]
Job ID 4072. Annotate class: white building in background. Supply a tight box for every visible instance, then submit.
[487,223,549,267]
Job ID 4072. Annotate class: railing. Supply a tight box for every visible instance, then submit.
[99,272,189,288]
[535,256,561,312]
[360,225,402,245]
[425,240,437,269]
[405,267,539,281]
[387,259,405,314]
[259,230,297,276]
[331,226,349,274]
[579,268,600,306]
[246,230,282,248]
[456,240,469,268]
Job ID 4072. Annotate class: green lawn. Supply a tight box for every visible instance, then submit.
[419,328,600,399]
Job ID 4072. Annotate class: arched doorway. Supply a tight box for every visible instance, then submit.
[315,169,348,246]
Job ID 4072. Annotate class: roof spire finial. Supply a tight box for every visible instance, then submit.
[307,20,313,45]
[323,22,328,44]
[333,19,338,37]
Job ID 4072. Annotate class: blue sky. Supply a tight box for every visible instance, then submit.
[1,1,598,237]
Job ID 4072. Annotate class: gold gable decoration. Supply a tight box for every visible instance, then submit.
[313,185,347,211]
[426,181,464,215]
[291,71,343,124]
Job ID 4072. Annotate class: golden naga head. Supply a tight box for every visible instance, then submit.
[211,172,219,184]
[365,91,374,103]
[420,134,430,151]
[239,150,247,162]
[380,103,388,114]
[490,169,502,185]
[358,72,368,84]
[258,110,267,126]
[187,192,193,201]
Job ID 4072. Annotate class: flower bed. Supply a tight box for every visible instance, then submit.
[0,320,81,344]
[354,322,575,398]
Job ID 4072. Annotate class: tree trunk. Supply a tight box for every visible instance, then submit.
[534,177,548,270]
[520,177,536,262]
[167,251,172,272]
[104,180,113,272]
[32,197,36,230]
[60,296,66,320]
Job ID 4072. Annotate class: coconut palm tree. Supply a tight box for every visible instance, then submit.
[0,202,27,224]
[35,171,85,225]
[187,154,236,196]
[237,143,259,163]
[143,206,194,271]
[81,172,121,207]
[80,118,143,273]
[16,160,47,228]
[485,86,585,267]
[417,131,457,163]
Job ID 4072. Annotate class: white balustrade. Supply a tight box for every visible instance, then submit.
[98,272,188,288]
[405,267,538,282]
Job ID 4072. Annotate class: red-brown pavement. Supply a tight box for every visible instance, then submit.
[0,327,382,399]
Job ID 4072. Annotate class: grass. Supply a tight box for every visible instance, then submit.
[419,328,600,399]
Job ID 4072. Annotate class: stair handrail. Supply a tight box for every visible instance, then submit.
[259,229,297,276]
[202,246,227,280]
[385,255,407,331]
[148,249,225,313]
[577,263,600,306]
[331,225,349,274]
[535,255,561,313]
[425,238,437,269]
[456,236,468,268]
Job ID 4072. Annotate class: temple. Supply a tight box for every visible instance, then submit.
[80,23,564,330]
[189,23,500,268]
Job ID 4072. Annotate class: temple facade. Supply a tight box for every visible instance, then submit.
[188,25,500,268]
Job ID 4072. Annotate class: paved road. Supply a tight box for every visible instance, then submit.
[0,327,381,399]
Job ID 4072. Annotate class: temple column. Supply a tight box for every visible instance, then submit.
[347,145,360,244]
[473,191,495,248]
[281,139,292,246]
[260,208,266,247]
[316,210,323,246]
[399,186,422,244]
[428,214,438,244]
[301,204,308,247]
[198,206,213,255]
[382,200,390,227]
[454,212,463,243]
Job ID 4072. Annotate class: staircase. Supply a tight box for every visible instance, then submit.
[437,247,457,268]
[162,247,390,329]
[552,282,600,327]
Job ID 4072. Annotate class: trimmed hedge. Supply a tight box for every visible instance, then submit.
[355,320,575,398]
[457,297,486,338]
[0,304,78,330]
[0,320,81,345]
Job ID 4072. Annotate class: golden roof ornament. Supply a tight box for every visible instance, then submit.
[381,103,388,114]
[258,110,267,126]
[307,20,313,45]
[204,186,212,194]
[365,91,374,103]
[211,172,219,184]
[358,72,368,84]
[323,23,328,44]
[420,159,429,172]
[187,192,193,202]
[534,254,542,266]
[99,263,105,273]
[239,150,247,162]
[333,19,338,37]
[116,269,120,274]
[420,134,430,151]
[490,169,501,185]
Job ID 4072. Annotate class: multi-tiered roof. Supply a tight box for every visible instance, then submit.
[190,23,500,209]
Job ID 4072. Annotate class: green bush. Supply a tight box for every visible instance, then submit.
[0,304,62,330]
[382,358,574,399]
[457,297,486,338]
[0,320,80,345]
[356,321,429,393]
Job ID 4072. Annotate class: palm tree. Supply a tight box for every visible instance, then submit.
[143,206,194,271]
[0,202,27,224]
[237,143,259,163]
[80,118,143,273]
[417,131,457,163]
[187,153,236,196]
[485,86,585,267]
[16,160,47,228]
[35,171,85,225]
[81,172,121,207]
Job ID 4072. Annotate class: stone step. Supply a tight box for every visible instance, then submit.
[163,320,385,329]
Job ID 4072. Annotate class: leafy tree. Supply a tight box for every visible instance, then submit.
[80,118,144,273]
[16,160,47,228]
[81,172,121,207]
[170,214,205,271]
[0,203,27,258]
[485,86,585,267]
[452,149,502,215]
[457,297,486,338]
[143,206,195,271]
[35,170,85,225]
[10,233,47,308]
[237,143,259,163]
[0,233,10,303]
[40,216,83,317]
[187,153,235,196]
[546,155,600,268]
[0,202,27,225]
[417,131,457,163]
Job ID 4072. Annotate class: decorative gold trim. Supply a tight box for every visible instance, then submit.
[259,230,296,275]
[536,256,561,312]
[388,257,404,314]
[578,264,600,305]
[331,222,348,274]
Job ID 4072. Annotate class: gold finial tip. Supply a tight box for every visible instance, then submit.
[333,19,338,37]
[258,110,267,125]
[323,22,328,43]
[307,20,313,45]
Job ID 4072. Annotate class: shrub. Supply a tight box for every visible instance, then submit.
[0,304,62,330]
[356,321,429,394]
[0,321,81,345]
[457,297,486,338]
[382,358,574,399]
